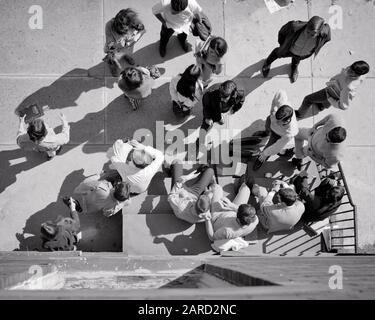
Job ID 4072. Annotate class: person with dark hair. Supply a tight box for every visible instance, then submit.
[74,174,131,217]
[118,66,154,110]
[169,64,204,117]
[262,16,331,83]
[252,180,305,233]
[167,159,216,224]
[16,113,70,160]
[253,90,299,171]
[203,182,258,241]
[41,197,81,251]
[104,8,146,76]
[108,139,164,194]
[195,36,228,87]
[152,0,203,57]
[195,80,244,155]
[292,172,345,222]
[296,61,370,119]
[292,114,346,170]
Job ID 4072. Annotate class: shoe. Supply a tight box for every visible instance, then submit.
[159,42,167,57]
[218,118,225,125]
[290,65,299,83]
[277,148,294,157]
[295,110,302,120]
[262,61,271,77]
[62,196,83,213]
[292,158,303,171]
[253,156,268,171]
[55,146,62,155]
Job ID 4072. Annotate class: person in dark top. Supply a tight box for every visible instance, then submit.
[40,197,81,251]
[262,16,331,83]
[196,80,244,156]
[292,172,345,222]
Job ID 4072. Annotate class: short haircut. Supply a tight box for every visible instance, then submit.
[27,119,47,142]
[278,188,298,206]
[122,67,143,90]
[171,0,188,12]
[326,186,345,203]
[275,105,293,121]
[209,37,228,58]
[219,80,237,98]
[177,64,201,100]
[350,60,370,76]
[113,182,131,202]
[113,8,144,34]
[237,204,257,226]
[195,194,210,214]
[328,127,346,144]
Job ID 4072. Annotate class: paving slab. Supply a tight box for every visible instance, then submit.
[0,145,114,251]
[224,0,310,77]
[227,77,314,140]
[103,0,224,78]
[309,0,375,77]
[0,77,106,145]
[339,147,375,248]
[0,0,104,76]
[311,77,375,146]
[123,214,214,256]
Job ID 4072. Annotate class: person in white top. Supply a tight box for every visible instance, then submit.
[169,64,204,117]
[253,180,304,234]
[296,60,370,119]
[253,90,299,171]
[107,139,164,194]
[152,0,203,57]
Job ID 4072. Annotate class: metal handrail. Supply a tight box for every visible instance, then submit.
[317,162,358,253]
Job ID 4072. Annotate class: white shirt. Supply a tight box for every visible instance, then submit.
[152,0,202,34]
[108,139,164,194]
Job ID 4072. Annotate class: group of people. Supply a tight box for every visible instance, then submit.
[15,0,369,251]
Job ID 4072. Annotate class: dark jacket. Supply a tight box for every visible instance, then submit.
[202,86,245,123]
[293,177,342,222]
[42,226,78,251]
[277,20,331,58]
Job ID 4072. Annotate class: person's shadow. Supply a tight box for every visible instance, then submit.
[15,168,123,252]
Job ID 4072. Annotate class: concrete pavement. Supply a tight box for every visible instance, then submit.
[0,0,374,252]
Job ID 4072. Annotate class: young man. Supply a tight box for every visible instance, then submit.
[152,0,203,57]
[108,139,164,194]
[262,16,331,83]
[292,114,346,170]
[292,172,345,222]
[16,113,70,160]
[296,60,370,119]
[40,197,81,251]
[253,180,305,233]
[74,176,131,217]
[253,90,299,171]
[168,159,215,224]
[203,182,258,241]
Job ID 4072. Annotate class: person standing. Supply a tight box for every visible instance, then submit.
[262,16,331,83]
[152,0,203,57]
[292,114,346,170]
[296,60,370,119]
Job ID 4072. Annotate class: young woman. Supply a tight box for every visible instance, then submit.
[104,8,146,76]
[169,64,204,117]
[16,113,70,160]
[195,36,228,88]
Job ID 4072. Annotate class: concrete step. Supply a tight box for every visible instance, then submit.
[122,214,214,256]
